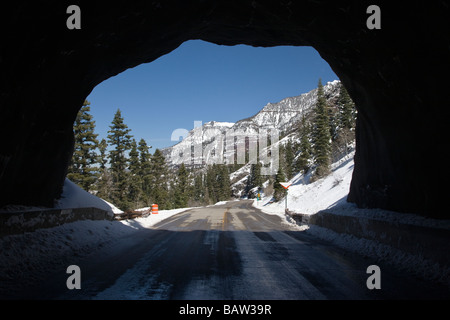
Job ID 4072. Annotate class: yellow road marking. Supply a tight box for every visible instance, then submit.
[222,207,230,231]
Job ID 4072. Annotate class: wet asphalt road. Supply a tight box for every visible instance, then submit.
[16,200,450,299]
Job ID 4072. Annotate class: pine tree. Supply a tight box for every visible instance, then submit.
[203,173,211,204]
[218,165,231,201]
[150,148,169,209]
[205,164,218,203]
[284,140,294,179]
[107,108,133,210]
[273,166,287,201]
[312,79,332,178]
[205,164,231,203]
[173,163,190,208]
[193,173,204,203]
[295,115,313,174]
[334,83,357,159]
[67,100,99,192]
[328,103,340,142]
[254,162,263,189]
[95,138,111,200]
[138,138,152,205]
[278,143,286,180]
[128,139,140,173]
[97,138,108,170]
[246,162,262,197]
[338,82,356,130]
[127,139,143,208]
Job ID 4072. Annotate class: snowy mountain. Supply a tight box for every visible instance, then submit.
[233,79,340,134]
[229,131,299,198]
[162,120,235,168]
[162,80,341,169]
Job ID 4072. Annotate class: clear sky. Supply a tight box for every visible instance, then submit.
[86,40,338,152]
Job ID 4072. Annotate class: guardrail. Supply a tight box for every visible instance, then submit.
[114,209,150,221]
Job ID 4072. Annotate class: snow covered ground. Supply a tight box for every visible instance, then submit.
[0,203,194,296]
[252,151,450,285]
[254,151,355,217]
[254,150,450,230]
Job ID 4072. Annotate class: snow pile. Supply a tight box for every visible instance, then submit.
[0,178,123,215]
[54,179,122,214]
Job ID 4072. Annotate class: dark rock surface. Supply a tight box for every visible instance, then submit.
[0,1,448,217]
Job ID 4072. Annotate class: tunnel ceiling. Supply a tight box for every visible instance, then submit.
[0,1,449,218]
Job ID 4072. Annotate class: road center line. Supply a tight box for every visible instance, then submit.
[222,208,230,231]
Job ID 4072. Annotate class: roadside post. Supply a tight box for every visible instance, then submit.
[279,182,291,211]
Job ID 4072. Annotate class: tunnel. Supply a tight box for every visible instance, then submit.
[0,1,448,218]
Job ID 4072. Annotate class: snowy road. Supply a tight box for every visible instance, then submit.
[9,200,449,300]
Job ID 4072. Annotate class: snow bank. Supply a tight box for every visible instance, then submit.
[119,207,191,229]
[211,201,229,206]
[255,150,450,230]
[0,204,192,297]
[255,151,355,216]
[0,178,122,215]
[307,224,450,285]
[1,175,192,232]
[54,179,122,214]
[0,174,197,296]
[254,151,450,285]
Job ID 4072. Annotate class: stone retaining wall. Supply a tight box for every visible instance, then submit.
[0,207,114,237]
[287,210,450,269]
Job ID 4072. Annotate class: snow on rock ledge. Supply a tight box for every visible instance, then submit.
[55,179,122,214]
[0,179,122,236]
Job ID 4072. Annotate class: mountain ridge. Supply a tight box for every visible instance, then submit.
[162,80,341,169]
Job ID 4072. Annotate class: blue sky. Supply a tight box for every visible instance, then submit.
[86,40,338,152]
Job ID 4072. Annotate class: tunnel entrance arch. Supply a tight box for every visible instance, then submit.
[0,1,448,218]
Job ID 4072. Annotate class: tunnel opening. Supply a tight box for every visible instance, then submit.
[0,2,448,218]
[75,40,349,213]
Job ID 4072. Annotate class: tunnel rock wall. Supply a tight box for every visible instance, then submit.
[0,1,448,218]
